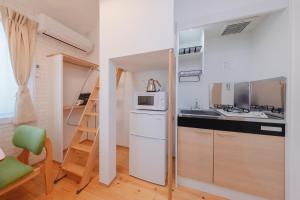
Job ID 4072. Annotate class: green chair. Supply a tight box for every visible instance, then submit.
[0,125,53,196]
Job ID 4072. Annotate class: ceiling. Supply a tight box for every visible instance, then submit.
[111,50,170,72]
[203,15,265,38]
[174,0,288,30]
[178,14,265,46]
[5,0,99,35]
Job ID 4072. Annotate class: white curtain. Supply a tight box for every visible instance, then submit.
[0,6,37,124]
[0,19,18,118]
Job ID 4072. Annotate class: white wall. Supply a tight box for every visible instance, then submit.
[116,72,134,147]
[287,0,300,199]
[175,0,288,30]
[87,22,99,64]
[100,0,174,60]
[251,10,289,79]
[116,70,168,147]
[178,32,253,109]
[100,0,174,185]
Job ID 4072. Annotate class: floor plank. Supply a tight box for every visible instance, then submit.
[0,147,227,200]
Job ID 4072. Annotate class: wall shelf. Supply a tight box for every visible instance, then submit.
[63,105,86,111]
[179,51,202,57]
[47,53,99,69]
[179,46,202,55]
[178,70,202,82]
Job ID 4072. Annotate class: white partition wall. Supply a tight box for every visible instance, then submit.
[48,55,64,162]
[288,0,300,199]
[99,0,175,185]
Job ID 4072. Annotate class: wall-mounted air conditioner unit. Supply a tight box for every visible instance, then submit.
[37,14,93,53]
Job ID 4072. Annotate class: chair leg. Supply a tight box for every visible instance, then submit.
[44,138,54,194]
[41,165,53,195]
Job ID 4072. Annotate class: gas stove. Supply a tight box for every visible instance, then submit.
[214,104,284,114]
[213,104,284,119]
[250,105,284,114]
[214,104,250,113]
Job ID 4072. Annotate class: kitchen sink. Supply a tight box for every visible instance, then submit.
[181,109,222,117]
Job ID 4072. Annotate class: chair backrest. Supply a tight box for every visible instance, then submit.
[13,125,46,155]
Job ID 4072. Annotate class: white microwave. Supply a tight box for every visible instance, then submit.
[134,92,168,111]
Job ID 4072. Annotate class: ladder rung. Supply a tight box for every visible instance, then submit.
[88,101,97,106]
[62,163,85,177]
[71,143,92,153]
[89,98,98,101]
[78,127,98,133]
[85,112,99,116]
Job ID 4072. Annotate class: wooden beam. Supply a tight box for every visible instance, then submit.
[63,105,85,110]
[47,53,99,69]
[167,49,175,200]
[116,68,124,86]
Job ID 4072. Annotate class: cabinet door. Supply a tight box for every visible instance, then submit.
[178,127,213,183]
[130,112,167,139]
[214,131,285,200]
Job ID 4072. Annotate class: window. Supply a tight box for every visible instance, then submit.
[0,20,18,119]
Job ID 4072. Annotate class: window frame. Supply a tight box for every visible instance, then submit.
[0,17,16,124]
[0,117,13,125]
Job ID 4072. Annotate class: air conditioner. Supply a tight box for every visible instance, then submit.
[37,14,93,53]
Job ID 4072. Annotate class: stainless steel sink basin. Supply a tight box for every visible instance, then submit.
[181,109,221,117]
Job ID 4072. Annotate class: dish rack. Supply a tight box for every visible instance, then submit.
[178,70,202,82]
[179,46,202,55]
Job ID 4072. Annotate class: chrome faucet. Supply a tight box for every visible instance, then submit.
[192,98,201,110]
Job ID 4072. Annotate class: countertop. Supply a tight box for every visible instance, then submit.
[178,109,286,124]
[178,109,286,137]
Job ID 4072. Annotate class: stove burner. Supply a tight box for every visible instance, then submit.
[223,107,250,113]
[214,104,250,113]
[271,107,284,114]
[251,105,284,114]
[214,104,284,114]
[214,104,233,110]
[250,105,274,111]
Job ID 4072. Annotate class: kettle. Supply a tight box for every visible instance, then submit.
[146,78,162,92]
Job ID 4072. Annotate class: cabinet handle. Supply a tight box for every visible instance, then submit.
[215,132,236,137]
[194,130,211,135]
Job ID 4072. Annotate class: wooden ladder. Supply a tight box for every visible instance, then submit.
[54,68,124,194]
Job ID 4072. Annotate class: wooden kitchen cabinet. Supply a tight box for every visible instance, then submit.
[214,130,285,200]
[178,127,214,183]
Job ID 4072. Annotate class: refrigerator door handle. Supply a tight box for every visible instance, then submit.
[130,133,167,140]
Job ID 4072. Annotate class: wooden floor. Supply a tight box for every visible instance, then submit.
[0,146,227,200]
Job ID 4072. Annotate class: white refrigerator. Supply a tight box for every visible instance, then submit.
[129,110,167,185]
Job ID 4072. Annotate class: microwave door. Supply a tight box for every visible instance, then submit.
[138,96,155,106]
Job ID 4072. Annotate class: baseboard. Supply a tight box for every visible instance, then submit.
[177,176,266,200]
